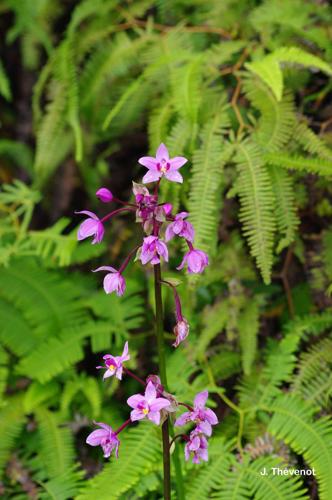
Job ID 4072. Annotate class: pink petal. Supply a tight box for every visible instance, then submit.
[150,398,171,412]
[169,157,187,170]
[176,254,187,271]
[121,341,129,362]
[148,411,160,425]
[145,381,157,403]
[174,412,191,427]
[130,409,146,422]
[143,170,162,184]
[86,429,108,446]
[76,210,99,220]
[204,408,218,424]
[165,225,175,242]
[103,369,114,379]
[194,391,208,409]
[115,367,123,380]
[156,143,169,162]
[165,170,183,183]
[138,156,158,169]
[78,219,99,240]
[196,420,212,436]
[93,266,117,273]
[127,394,146,408]
[103,273,118,294]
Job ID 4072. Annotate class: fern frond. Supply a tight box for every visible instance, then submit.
[269,165,299,252]
[188,109,232,255]
[60,375,101,419]
[246,46,332,100]
[16,322,110,382]
[234,140,276,284]
[214,455,308,499]
[238,299,260,376]
[33,81,69,185]
[186,438,233,499]
[36,408,76,477]
[39,468,84,500]
[293,121,332,161]
[264,152,332,176]
[0,396,25,473]
[160,118,192,211]
[171,56,202,125]
[292,337,332,408]
[148,98,174,153]
[267,394,332,500]
[196,300,229,358]
[77,423,161,500]
[244,77,296,152]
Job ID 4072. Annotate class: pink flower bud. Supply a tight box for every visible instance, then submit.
[96,187,113,203]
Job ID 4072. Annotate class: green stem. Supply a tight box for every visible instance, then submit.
[154,264,171,500]
[154,265,185,500]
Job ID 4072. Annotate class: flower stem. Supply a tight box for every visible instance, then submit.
[154,264,185,500]
[154,264,171,499]
[123,367,146,386]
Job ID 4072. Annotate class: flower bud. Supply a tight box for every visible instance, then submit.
[96,187,113,203]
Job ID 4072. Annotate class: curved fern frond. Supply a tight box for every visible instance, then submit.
[0,396,25,474]
[264,152,332,176]
[293,121,332,161]
[269,165,299,252]
[0,58,11,100]
[36,408,76,477]
[213,455,308,499]
[267,394,332,500]
[77,423,161,500]
[244,77,296,152]
[292,337,332,408]
[246,46,332,100]
[238,299,260,376]
[186,438,233,499]
[234,140,276,284]
[188,107,231,255]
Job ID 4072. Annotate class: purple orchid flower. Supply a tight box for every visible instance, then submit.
[76,210,104,244]
[165,212,194,242]
[175,391,218,437]
[139,143,187,184]
[97,341,130,380]
[96,187,113,203]
[184,431,208,464]
[163,203,173,216]
[93,266,126,296]
[177,248,209,274]
[139,236,169,265]
[86,422,120,458]
[173,319,190,348]
[127,381,171,425]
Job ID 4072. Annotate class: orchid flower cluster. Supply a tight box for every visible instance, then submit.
[76,144,217,465]
[86,341,218,464]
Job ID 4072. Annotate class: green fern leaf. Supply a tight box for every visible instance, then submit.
[36,408,76,477]
[188,109,232,255]
[16,322,110,382]
[293,122,332,161]
[234,140,276,284]
[264,152,332,176]
[269,166,299,252]
[244,77,296,152]
[0,396,25,474]
[267,395,332,500]
[186,438,233,499]
[239,299,260,376]
[77,423,161,500]
[246,46,332,100]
